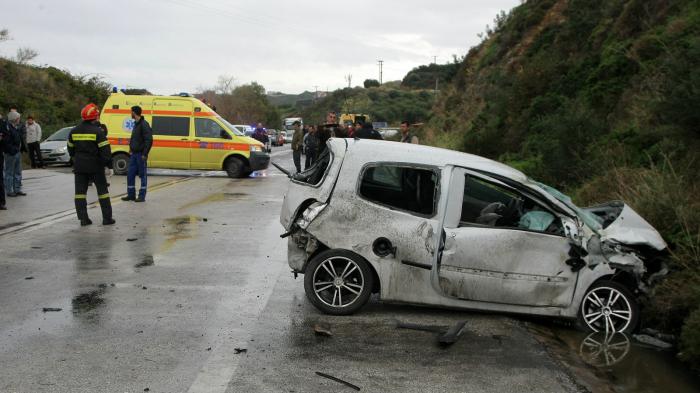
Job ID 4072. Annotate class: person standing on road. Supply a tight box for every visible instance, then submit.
[68,104,115,226]
[0,114,6,210]
[400,121,419,144]
[354,122,384,140]
[3,111,26,197]
[25,116,44,168]
[303,125,318,170]
[252,123,269,145]
[122,106,152,202]
[291,120,303,173]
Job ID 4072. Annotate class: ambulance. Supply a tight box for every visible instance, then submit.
[100,92,270,178]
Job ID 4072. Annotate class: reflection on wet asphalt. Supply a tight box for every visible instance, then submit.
[1,148,698,393]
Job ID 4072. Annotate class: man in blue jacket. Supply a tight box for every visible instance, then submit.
[122,106,152,202]
[0,115,6,210]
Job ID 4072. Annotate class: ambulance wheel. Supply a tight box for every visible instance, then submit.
[225,156,245,178]
[113,153,129,175]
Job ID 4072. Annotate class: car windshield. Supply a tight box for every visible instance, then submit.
[217,117,244,136]
[532,181,602,232]
[46,127,72,141]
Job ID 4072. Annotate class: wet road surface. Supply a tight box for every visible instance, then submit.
[1,146,697,393]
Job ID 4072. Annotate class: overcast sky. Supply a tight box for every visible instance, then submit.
[2,0,520,95]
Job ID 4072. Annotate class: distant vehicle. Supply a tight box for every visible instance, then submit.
[40,126,74,165]
[268,129,285,146]
[102,92,269,178]
[282,118,303,145]
[279,131,287,145]
[339,113,370,127]
[233,124,255,136]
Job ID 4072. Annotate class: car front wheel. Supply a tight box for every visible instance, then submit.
[578,281,639,333]
[304,250,374,315]
[113,153,129,175]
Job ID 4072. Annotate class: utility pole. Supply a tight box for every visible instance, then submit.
[433,56,438,97]
[313,85,319,102]
[345,74,353,88]
[432,55,437,64]
[377,60,383,84]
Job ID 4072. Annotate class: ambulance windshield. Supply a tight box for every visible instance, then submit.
[218,117,244,136]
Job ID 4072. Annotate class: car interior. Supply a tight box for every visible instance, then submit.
[460,175,564,235]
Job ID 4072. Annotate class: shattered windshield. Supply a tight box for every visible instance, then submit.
[532,181,602,232]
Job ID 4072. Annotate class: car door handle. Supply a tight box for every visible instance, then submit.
[180,138,188,141]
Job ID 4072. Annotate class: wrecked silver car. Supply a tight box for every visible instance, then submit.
[279,139,667,333]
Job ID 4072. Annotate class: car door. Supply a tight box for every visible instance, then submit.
[433,167,578,307]
[190,117,233,170]
[149,99,193,169]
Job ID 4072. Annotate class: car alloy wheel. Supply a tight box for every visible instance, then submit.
[304,250,374,315]
[579,282,638,333]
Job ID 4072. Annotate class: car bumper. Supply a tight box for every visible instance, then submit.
[40,150,71,164]
[249,151,270,171]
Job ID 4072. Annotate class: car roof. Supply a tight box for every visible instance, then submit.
[334,138,528,182]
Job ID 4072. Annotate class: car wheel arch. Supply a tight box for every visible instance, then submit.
[222,153,250,170]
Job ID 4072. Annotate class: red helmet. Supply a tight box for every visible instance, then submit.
[81,103,100,121]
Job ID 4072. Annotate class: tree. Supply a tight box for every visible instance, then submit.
[15,47,38,64]
[363,79,380,88]
[0,28,9,43]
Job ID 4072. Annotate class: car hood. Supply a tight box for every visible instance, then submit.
[40,140,67,150]
[597,203,667,251]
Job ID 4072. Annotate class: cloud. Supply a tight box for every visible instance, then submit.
[2,0,520,94]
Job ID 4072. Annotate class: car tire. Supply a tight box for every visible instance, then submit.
[113,153,129,175]
[225,156,245,178]
[304,249,374,315]
[577,280,639,333]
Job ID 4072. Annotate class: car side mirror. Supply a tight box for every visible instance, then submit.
[562,217,581,245]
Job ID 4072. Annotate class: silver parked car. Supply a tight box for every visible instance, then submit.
[280,139,667,333]
[40,126,74,165]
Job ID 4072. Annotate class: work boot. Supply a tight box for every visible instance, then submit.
[102,218,116,226]
[0,205,7,210]
[121,196,135,201]
[16,191,27,196]
[80,218,93,226]
[135,197,145,203]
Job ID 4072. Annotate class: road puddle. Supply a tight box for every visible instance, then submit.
[160,215,204,252]
[178,192,250,210]
[529,324,700,392]
[71,287,106,321]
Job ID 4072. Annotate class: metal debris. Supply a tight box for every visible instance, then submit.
[438,321,468,346]
[313,323,333,337]
[42,307,62,312]
[234,348,247,354]
[315,371,361,391]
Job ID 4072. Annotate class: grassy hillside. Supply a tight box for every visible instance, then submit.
[299,83,435,126]
[0,58,110,136]
[426,0,700,368]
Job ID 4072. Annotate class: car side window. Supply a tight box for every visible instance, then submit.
[152,116,190,137]
[195,118,228,139]
[359,165,438,216]
[460,175,563,235]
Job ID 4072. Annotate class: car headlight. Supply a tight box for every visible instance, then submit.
[55,146,68,153]
[250,145,262,152]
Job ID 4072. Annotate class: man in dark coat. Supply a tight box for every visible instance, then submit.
[0,115,6,210]
[122,106,152,202]
[68,104,115,226]
[354,122,384,140]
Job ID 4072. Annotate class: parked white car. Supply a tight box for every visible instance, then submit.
[40,126,74,165]
[280,139,668,333]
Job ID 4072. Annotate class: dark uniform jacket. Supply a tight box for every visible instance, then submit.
[68,121,112,173]
[129,118,153,156]
[354,125,383,140]
[2,121,23,155]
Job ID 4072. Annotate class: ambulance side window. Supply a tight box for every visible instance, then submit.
[152,116,190,137]
[195,118,229,139]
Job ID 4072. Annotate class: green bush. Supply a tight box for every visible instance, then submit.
[680,307,700,370]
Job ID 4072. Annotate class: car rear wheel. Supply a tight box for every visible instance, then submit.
[304,250,374,315]
[113,153,129,175]
[224,156,245,178]
[578,281,639,333]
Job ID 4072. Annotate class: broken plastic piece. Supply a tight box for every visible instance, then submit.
[42,307,62,312]
[438,321,467,346]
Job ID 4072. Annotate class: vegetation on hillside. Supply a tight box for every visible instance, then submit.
[198,79,281,127]
[0,58,110,136]
[401,60,461,89]
[299,84,435,126]
[426,0,700,368]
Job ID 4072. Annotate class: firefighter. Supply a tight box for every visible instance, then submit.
[68,104,116,226]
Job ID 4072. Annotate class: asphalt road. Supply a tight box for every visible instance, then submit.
[0,145,584,393]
